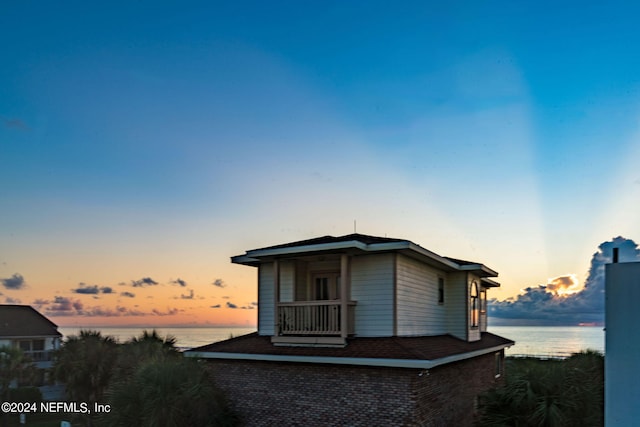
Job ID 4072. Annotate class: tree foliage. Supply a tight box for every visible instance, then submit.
[103,358,238,427]
[0,346,37,427]
[0,345,35,400]
[476,350,604,427]
[53,329,238,426]
[53,330,119,404]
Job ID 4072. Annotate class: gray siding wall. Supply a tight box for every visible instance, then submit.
[396,254,447,336]
[258,263,274,336]
[445,272,467,340]
[351,253,394,337]
[279,261,295,303]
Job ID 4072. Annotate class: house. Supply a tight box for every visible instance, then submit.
[0,305,62,396]
[186,234,514,426]
[605,251,640,426]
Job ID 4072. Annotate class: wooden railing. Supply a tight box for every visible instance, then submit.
[25,350,54,362]
[277,301,356,336]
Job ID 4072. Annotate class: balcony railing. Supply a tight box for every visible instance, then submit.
[277,301,356,336]
[25,350,54,362]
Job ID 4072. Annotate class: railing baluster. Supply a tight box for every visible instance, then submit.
[277,301,352,336]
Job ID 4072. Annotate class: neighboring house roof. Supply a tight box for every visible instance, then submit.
[186,332,514,369]
[0,305,62,339]
[231,233,499,278]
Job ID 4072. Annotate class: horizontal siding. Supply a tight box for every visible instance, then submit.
[396,254,446,336]
[279,261,295,303]
[351,253,394,337]
[446,272,467,340]
[258,263,274,336]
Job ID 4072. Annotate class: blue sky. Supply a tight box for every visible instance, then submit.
[2,1,639,326]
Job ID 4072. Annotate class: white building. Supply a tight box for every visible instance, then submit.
[0,305,63,397]
[188,233,513,426]
[605,258,640,426]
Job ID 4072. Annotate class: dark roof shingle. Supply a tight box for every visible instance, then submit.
[0,305,61,338]
[187,332,514,361]
[252,233,407,252]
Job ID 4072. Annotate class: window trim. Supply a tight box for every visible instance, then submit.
[470,280,479,329]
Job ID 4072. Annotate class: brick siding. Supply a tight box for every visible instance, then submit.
[204,351,503,426]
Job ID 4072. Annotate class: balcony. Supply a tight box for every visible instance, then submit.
[25,350,54,362]
[273,301,356,346]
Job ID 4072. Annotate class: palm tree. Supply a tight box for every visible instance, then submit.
[0,346,35,427]
[0,345,34,398]
[53,330,119,426]
[104,357,238,427]
[476,351,604,427]
[112,329,180,379]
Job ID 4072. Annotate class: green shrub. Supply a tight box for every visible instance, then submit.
[476,351,603,427]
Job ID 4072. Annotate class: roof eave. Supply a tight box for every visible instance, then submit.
[232,240,463,272]
[481,277,501,288]
[232,240,370,265]
[459,264,499,277]
[184,342,513,369]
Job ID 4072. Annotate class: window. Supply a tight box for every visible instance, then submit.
[33,340,45,351]
[312,272,340,300]
[438,277,445,304]
[470,280,479,328]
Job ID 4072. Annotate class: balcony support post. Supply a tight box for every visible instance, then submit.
[273,259,280,335]
[340,254,349,339]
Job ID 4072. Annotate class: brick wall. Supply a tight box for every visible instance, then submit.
[204,351,503,426]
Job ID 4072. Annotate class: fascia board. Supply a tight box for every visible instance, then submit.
[481,277,501,288]
[243,241,369,258]
[184,343,512,369]
[459,264,499,277]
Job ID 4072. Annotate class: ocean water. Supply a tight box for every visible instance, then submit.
[58,325,604,356]
[490,325,605,357]
[58,326,257,351]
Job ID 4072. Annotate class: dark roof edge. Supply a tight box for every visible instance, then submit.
[185,342,513,369]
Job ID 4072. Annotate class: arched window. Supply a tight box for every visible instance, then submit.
[470,280,479,328]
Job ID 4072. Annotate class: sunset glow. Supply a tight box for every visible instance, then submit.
[2,2,640,327]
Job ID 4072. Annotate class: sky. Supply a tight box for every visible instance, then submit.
[1,1,640,327]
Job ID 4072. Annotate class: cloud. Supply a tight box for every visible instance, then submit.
[72,283,114,294]
[72,283,100,294]
[240,305,255,309]
[180,289,194,300]
[1,273,26,290]
[170,278,188,287]
[226,302,238,309]
[131,277,159,287]
[45,296,84,316]
[212,279,225,288]
[490,236,640,325]
[545,274,581,296]
[251,301,258,306]
[120,291,136,298]
[1,117,29,130]
[32,298,50,306]
[5,297,22,304]
[152,307,180,316]
[210,304,221,308]
[82,306,146,317]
